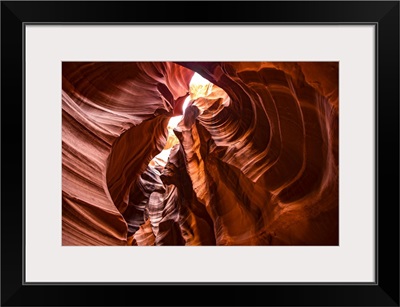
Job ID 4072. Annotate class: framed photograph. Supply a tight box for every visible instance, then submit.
[1,1,399,306]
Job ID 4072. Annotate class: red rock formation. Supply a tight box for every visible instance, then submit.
[62,62,192,245]
[62,61,338,246]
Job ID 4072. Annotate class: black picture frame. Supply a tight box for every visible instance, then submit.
[1,1,399,306]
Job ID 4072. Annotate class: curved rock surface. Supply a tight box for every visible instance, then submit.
[62,61,338,245]
[62,62,192,245]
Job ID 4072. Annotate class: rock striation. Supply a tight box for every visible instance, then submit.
[62,61,338,246]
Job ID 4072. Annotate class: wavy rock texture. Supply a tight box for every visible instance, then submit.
[62,61,338,246]
[62,62,192,245]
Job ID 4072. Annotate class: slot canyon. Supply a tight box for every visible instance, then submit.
[62,61,338,246]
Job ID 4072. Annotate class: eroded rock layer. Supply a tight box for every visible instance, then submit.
[62,62,192,245]
[62,61,338,246]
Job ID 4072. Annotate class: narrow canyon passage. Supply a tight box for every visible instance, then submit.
[62,62,338,246]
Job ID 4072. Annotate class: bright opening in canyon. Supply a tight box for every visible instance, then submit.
[168,72,213,128]
[168,72,214,129]
[149,72,216,169]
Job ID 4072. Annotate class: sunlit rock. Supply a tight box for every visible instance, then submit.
[62,62,338,246]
